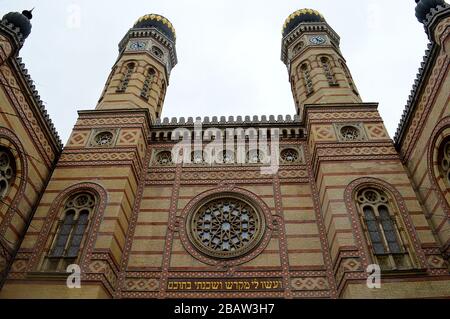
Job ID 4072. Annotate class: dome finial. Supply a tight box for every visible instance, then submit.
[22,8,34,20]
[2,9,34,39]
[415,0,446,23]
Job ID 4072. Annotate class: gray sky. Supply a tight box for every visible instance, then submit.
[2,0,428,143]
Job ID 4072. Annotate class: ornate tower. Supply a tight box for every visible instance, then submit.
[281,9,362,116]
[97,14,177,121]
[281,8,450,298]
[0,13,177,298]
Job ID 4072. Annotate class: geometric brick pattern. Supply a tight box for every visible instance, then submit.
[312,125,336,141]
[341,258,362,272]
[88,260,118,289]
[124,278,159,291]
[365,123,388,139]
[427,255,447,269]
[117,129,140,146]
[291,277,329,291]
[66,131,89,147]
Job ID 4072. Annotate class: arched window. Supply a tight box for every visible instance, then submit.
[151,46,164,59]
[141,68,156,99]
[340,60,358,95]
[46,193,96,270]
[356,188,412,270]
[438,138,450,188]
[300,63,313,96]
[321,57,338,86]
[0,147,16,200]
[116,62,135,93]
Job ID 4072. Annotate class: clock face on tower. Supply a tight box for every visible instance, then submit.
[129,41,147,51]
[309,35,326,45]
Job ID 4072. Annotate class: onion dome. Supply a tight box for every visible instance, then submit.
[133,14,176,42]
[415,0,447,23]
[2,9,33,39]
[282,8,325,37]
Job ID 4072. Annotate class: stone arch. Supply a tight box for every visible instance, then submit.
[28,182,108,272]
[0,127,28,238]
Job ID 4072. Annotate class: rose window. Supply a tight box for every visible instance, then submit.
[340,126,360,141]
[188,197,264,258]
[94,131,114,146]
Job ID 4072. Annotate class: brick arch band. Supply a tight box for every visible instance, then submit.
[427,116,450,216]
[0,127,28,237]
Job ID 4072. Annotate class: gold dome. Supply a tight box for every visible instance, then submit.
[134,13,176,41]
[282,8,325,37]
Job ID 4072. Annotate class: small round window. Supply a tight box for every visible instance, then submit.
[281,148,299,163]
[156,151,172,165]
[340,126,360,141]
[94,131,114,146]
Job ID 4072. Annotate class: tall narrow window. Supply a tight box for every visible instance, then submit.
[116,62,135,93]
[45,193,96,271]
[321,57,338,86]
[141,68,156,99]
[356,188,412,271]
[340,60,358,95]
[300,63,313,96]
[157,80,166,116]
[0,148,16,200]
[438,138,450,188]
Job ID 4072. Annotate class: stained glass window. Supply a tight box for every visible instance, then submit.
[188,197,264,259]
[49,193,95,259]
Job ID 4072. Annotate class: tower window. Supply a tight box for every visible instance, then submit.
[292,41,304,56]
[141,68,156,100]
[151,46,164,59]
[45,193,96,271]
[300,63,314,96]
[356,188,412,271]
[321,57,338,86]
[116,62,135,93]
[0,148,15,200]
[157,81,166,116]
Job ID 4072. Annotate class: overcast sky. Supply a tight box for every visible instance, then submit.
[1,0,429,143]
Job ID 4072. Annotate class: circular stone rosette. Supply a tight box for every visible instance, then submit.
[179,187,273,266]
